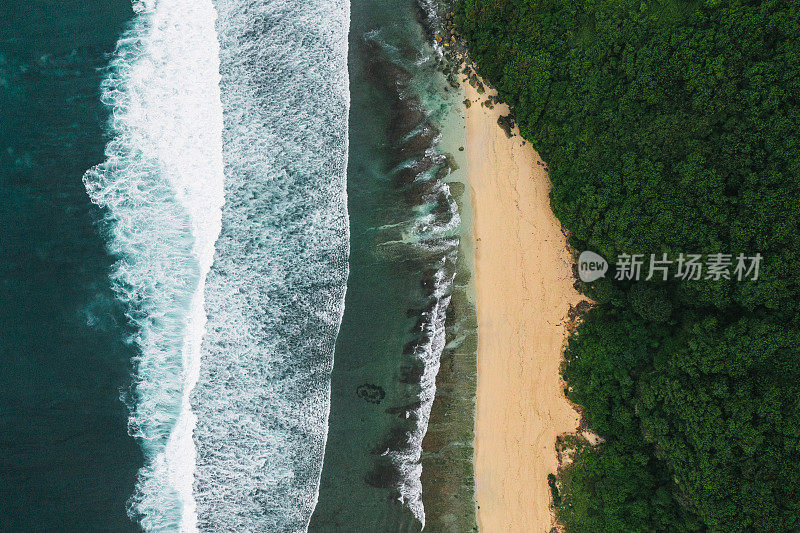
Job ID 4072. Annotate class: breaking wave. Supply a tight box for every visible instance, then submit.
[83,0,225,529]
[190,0,350,530]
[88,0,350,528]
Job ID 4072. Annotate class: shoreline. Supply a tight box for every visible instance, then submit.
[314,10,473,527]
[420,79,480,533]
[464,82,584,532]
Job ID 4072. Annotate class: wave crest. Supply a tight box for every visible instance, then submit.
[83,0,225,530]
[189,0,350,530]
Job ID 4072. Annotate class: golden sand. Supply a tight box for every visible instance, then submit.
[465,83,584,532]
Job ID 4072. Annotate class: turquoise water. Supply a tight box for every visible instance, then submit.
[311,0,463,528]
[0,1,142,530]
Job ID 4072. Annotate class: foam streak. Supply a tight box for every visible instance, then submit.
[83,0,225,529]
[190,0,350,530]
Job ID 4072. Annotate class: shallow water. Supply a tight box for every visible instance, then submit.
[310,0,466,528]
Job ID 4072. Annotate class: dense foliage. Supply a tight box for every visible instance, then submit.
[460,0,800,530]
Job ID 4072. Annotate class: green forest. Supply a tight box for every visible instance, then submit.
[459,0,800,531]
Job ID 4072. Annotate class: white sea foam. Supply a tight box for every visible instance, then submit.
[83,0,224,530]
[190,0,350,530]
[397,290,453,527]
[393,234,458,528]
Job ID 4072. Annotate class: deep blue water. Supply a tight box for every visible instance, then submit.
[0,2,142,530]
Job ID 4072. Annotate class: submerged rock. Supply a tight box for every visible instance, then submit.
[357,383,387,404]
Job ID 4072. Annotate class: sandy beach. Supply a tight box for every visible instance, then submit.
[465,83,584,532]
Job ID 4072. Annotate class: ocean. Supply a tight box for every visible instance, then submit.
[0,1,141,530]
[1,0,468,530]
[191,0,349,530]
[310,0,469,528]
[82,0,349,529]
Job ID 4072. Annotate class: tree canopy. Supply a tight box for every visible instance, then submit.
[460,0,800,530]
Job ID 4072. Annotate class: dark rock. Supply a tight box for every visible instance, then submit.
[365,456,401,489]
[400,360,426,384]
[372,426,414,455]
[357,383,386,404]
[393,156,435,188]
[386,400,422,417]
[497,114,516,138]
[398,123,440,157]
[448,181,465,198]
[402,339,419,355]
